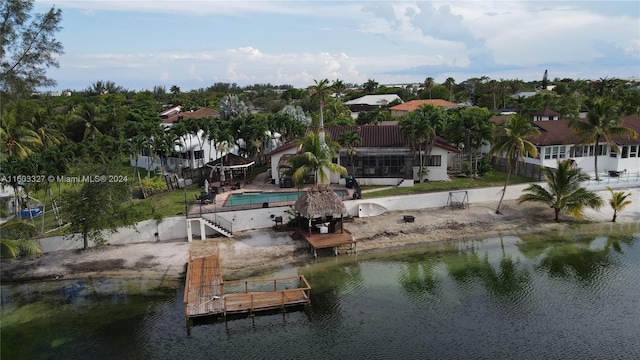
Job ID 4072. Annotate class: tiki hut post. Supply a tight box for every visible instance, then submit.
[307,218,312,237]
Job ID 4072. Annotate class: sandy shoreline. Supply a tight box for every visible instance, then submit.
[2,191,639,283]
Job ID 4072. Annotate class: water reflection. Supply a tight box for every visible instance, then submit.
[2,226,639,360]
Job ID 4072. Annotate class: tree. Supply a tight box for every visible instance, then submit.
[607,187,632,223]
[338,130,361,176]
[569,97,637,180]
[362,79,378,94]
[0,105,42,158]
[423,77,435,99]
[308,78,333,144]
[61,164,138,250]
[219,95,248,121]
[489,114,540,214]
[0,219,41,258]
[74,102,104,141]
[444,77,456,102]
[399,104,445,183]
[445,107,494,176]
[290,131,346,188]
[332,79,346,98]
[0,0,63,96]
[517,159,603,222]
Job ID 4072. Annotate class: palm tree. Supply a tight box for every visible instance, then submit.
[31,107,63,149]
[569,97,638,180]
[338,130,362,176]
[332,79,346,98]
[308,79,333,144]
[291,131,347,188]
[517,159,603,222]
[399,104,445,183]
[444,77,455,102]
[0,220,42,258]
[607,187,632,222]
[489,114,540,214]
[0,109,42,158]
[362,79,378,94]
[75,102,104,141]
[423,77,435,99]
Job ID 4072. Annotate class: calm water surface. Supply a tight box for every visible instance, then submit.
[2,223,639,360]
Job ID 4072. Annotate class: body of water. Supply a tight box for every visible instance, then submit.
[2,223,639,360]
[224,190,347,207]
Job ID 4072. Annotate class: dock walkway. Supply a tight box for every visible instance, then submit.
[184,252,311,318]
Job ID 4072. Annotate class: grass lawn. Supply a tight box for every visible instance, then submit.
[360,171,534,199]
[129,186,203,220]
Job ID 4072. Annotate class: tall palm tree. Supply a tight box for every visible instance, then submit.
[423,77,435,99]
[607,187,632,223]
[444,77,456,102]
[308,78,332,145]
[569,97,637,180]
[517,159,603,222]
[291,131,347,188]
[489,114,540,214]
[338,130,362,176]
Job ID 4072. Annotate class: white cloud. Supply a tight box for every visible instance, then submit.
[42,1,640,90]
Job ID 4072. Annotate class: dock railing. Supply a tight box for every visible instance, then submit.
[221,275,311,314]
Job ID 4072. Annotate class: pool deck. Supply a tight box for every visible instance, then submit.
[188,175,354,215]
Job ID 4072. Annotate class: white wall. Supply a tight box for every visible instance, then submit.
[269,147,298,185]
[37,183,639,253]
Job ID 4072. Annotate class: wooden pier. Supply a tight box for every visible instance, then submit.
[299,229,358,258]
[184,252,311,318]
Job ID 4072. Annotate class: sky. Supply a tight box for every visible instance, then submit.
[34,0,640,92]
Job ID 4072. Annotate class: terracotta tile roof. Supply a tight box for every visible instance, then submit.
[162,107,219,124]
[389,99,458,112]
[306,125,460,152]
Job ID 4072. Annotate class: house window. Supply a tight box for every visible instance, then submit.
[544,146,565,159]
[427,155,441,167]
[630,145,638,158]
[610,148,618,158]
[194,150,204,159]
[621,146,629,158]
[597,145,607,156]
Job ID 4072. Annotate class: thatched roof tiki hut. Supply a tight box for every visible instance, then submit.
[293,189,347,237]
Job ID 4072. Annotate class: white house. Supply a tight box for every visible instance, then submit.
[492,113,640,177]
[344,94,402,120]
[265,125,460,187]
[132,107,234,174]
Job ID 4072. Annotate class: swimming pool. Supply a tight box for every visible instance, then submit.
[224,190,347,207]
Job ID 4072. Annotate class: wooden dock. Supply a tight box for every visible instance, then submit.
[184,252,311,318]
[299,229,358,258]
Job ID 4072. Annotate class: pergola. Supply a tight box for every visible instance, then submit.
[206,153,255,185]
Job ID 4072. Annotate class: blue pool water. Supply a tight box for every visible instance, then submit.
[224,190,347,206]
